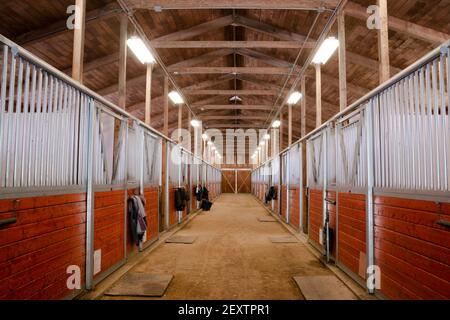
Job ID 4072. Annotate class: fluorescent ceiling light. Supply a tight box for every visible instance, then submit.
[127,37,156,64]
[287,91,303,105]
[264,134,270,140]
[312,37,339,65]
[169,91,184,104]
[190,119,201,127]
[272,120,281,128]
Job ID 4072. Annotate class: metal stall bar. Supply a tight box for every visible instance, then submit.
[366,99,376,294]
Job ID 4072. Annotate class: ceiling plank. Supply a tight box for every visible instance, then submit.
[152,15,234,42]
[232,15,310,42]
[125,76,233,112]
[184,89,278,95]
[152,41,309,49]
[201,116,268,120]
[166,49,234,70]
[235,48,294,68]
[195,105,274,111]
[14,2,121,46]
[345,1,450,44]
[125,0,339,10]
[203,124,267,128]
[62,53,119,74]
[172,67,290,74]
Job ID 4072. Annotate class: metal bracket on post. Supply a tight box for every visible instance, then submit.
[85,98,95,290]
[366,101,376,294]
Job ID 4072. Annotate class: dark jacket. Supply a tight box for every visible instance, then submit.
[128,195,147,246]
[175,187,187,211]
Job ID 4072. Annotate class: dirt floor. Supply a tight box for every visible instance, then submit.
[102,193,335,300]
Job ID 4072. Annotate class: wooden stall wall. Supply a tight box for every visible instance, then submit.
[326,191,337,258]
[168,187,177,228]
[144,187,159,244]
[289,187,300,230]
[308,189,323,247]
[273,186,279,214]
[281,185,288,220]
[337,192,366,281]
[374,196,450,300]
[94,190,125,280]
[0,193,87,300]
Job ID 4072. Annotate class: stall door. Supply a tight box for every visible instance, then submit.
[221,169,251,193]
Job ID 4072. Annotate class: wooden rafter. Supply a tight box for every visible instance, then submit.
[152,41,310,49]
[195,105,273,111]
[152,15,234,42]
[14,2,121,46]
[184,89,278,95]
[345,1,450,44]
[171,67,290,74]
[125,0,339,10]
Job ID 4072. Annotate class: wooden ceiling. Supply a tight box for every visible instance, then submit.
[1,0,449,146]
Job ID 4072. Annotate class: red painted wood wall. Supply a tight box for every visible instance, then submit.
[0,193,87,300]
[94,190,125,279]
[308,189,323,246]
[337,192,366,280]
[144,187,159,244]
[281,185,287,220]
[374,196,450,299]
[289,187,300,230]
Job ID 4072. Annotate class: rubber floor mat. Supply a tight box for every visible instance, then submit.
[269,235,299,243]
[105,274,173,297]
[258,216,277,222]
[293,275,358,300]
[166,235,197,244]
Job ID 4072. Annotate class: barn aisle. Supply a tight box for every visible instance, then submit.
[100,194,340,300]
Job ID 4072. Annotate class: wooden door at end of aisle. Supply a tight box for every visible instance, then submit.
[221,170,251,193]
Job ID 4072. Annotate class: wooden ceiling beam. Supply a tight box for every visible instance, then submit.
[14,2,121,46]
[152,41,309,49]
[203,123,267,129]
[184,89,278,95]
[166,48,234,70]
[235,48,294,68]
[201,116,268,120]
[62,53,119,75]
[152,15,234,42]
[171,67,290,75]
[232,15,310,42]
[231,20,402,72]
[345,1,450,44]
[195,105,274,111]
[125,76,233,112]
[125,0,339,10]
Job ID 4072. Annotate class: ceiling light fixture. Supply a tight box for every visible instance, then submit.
[272,120,281,128]
[190,119,201,127]
[312,36,339,65]
[287,91,303,105]
[127,37,156,64]
[168,91,184,104]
